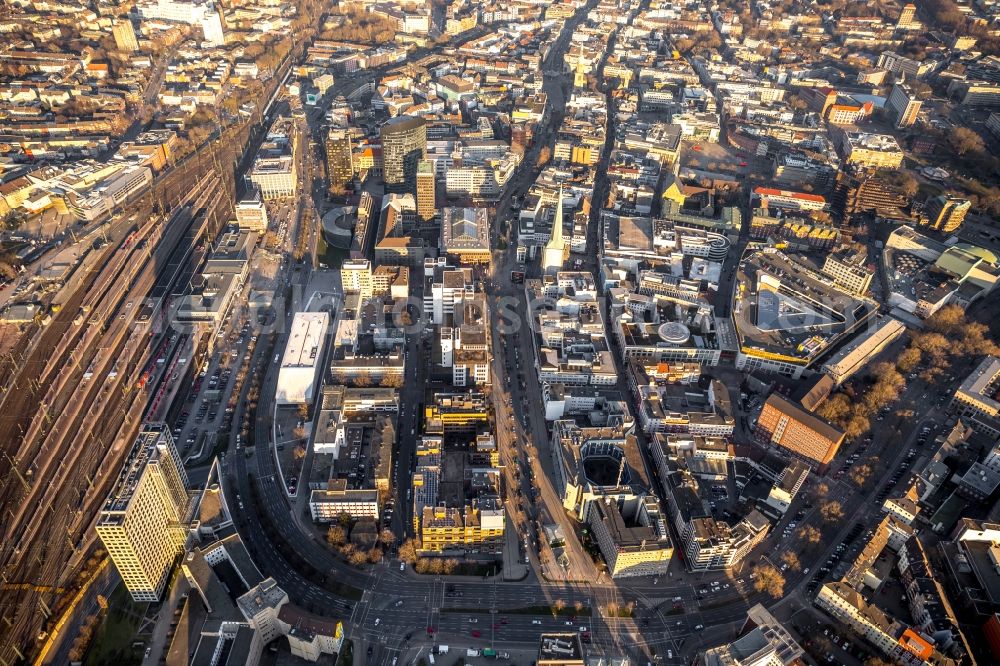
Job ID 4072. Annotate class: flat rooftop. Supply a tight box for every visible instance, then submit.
[282,311,330,369]
[733,250,873,362]
[956,356,1000,414]
[98,424,175,518]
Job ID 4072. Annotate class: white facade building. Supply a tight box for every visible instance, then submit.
[276,312,330,404]
[96,425,190,602]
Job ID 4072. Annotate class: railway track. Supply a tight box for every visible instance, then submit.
[0,174,223,666]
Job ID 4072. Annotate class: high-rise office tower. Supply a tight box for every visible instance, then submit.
[112,20,139,53]
[96,424,190,602]
[380,115,426,194]
[897,3,916,29]
[416,159,436,222]
[923,195,971,233]
[886,82,922,129]
[325,128,353,189]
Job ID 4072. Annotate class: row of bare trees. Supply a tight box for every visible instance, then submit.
[326,523,396,566]
[817,305,999,438]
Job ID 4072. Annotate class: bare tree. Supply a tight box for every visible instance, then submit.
[810,481,831,504]
[850,463,873,488]
[820,500,845,523]
[797,525,821,546]
[326,525,346,547]
[864,658,895,666]
[399,538,419,563]
[780,551,801,572]
[536,146,552,168]
[896,346,922,373]
[948,127,985,156]
[752,564,785,598]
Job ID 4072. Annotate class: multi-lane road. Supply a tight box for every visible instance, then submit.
[14,2,984,665]
[222,5,982,663]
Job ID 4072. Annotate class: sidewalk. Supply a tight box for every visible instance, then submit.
[501,520,529,581]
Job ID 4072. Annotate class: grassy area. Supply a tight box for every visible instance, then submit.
[444,604,592,617]
[916,180,945,199]
[84,583,148,665]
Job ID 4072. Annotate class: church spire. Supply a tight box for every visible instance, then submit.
[547,185,564,250]
[542,185,565,275]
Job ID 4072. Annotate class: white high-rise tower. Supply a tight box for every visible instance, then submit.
[96,424,190,602]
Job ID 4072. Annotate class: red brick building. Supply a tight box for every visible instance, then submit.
[754,393,845,470]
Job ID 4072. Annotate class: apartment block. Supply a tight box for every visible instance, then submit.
[839,132,905,169]
[951,356,1000,437]
[684,510,770,571]
[821,248,873,295]
[234,186,268,233]
[341,258,373,300]
[886,83,922,129]
[922,195,971,234]
[702,604,804,666]
[588,496,673,578]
